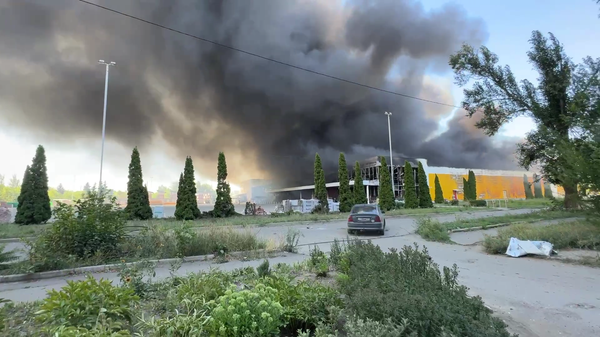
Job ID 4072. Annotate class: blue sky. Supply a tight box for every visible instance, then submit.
[421,0,600,137]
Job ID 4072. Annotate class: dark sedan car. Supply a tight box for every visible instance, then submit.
[347,204,386,235]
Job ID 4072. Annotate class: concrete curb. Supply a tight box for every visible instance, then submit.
[0,249,280,284]
[448,222,513,233]
[0,237,34,244]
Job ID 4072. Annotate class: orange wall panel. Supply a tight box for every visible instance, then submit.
[429,173,528,200]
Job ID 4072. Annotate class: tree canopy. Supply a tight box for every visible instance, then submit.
[353,162,367,205]
[213,152,235,218]
[450,31,600,208]
[338,153,353,212]
[314,153,329,212]
[403,161,418,209]
[378,156,395,211]
[124,147,153,220]
[15,145,51,225]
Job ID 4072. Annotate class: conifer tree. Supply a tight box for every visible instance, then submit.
[543,182,554,198]
[462,177,469,200]
[338,153,352,212]
[403,161,418,209]
[15,145,51,225]
[468,170,477,200]
[125,147,153,220]
[417,162,433,208]
[213,152,235,217]
[378,157,395,211]
[533,173,544,199]
[353,161,367,204]
[314,153,329,212]
[523,174,534,199]
[175,157,200,220]
[434,174,444,204]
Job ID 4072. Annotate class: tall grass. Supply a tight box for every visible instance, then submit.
[506,198,555,209]
[483,221,600,254]
[415,217,450,242]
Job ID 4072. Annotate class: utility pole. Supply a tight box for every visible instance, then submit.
[384,112,395,198]
[98,60,116,191]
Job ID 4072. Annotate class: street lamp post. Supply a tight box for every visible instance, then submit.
[98,60,116,191]
[384,112,395,198]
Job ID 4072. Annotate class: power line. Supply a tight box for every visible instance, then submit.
[78,0,461,109]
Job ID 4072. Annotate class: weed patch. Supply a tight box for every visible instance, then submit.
[415,217,451,242]
[444,210,577,231]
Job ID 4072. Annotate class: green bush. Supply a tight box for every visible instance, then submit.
[337,240,515,337]
[450,199,459,206]
[39,190,127,259]
[260,274,342,332]
[257,259,271,278]
[206,284,284,336]
[469,200,487,207]
[36,275,139,332]
[176,270,234,304]
[51,314,132,336]
[137,300,209,336]
[309,246,329,277]
[483,221,600,254]
[415,217,450,242]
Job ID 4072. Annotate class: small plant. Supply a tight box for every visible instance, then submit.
[117,259,157,297]
[36,275,139,332]
[257,259,271,278]
[282,228,303,253]
[173,222,199,257]
[137,299,210,336]
[415,217,450,242]
[469,200,487,207]
[450,199,459,206]
[176,270,233,304]
[329,239,345,269]
[51,313,132,336]
[206,284,284,336]
[309,246,329,277]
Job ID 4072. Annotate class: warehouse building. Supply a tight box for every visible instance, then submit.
[269,156,561,203]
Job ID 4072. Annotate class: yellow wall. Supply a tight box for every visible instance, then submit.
[429,173,533,200]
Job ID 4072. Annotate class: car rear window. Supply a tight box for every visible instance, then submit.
[351,205,377,213]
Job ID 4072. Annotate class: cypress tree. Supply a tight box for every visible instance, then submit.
[175,157,200,220]
[378,156,395,211]
[403,161,418,209]
[533,174,544,199]
[544,182,554,198]
[417,162,433,208]
[213,152,235,217]
[523,174,534,199]
[434,174,444,204]
[462,177,469,200]
[125,147,153,220]
[15,145,51,225]
[353,161,367,204]
[338,153,352,212]
[468,170,477,200]
[314,153,329,212]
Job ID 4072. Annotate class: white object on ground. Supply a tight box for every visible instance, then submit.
[505,237,554,258]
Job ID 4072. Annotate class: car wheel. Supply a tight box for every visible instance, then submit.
[347,229,354,235]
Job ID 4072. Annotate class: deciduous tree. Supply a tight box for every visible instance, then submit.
[450,30,600,209]
[213,152,235,218]
[314,153,328,212]
[417,162,433,208]
[403,161,418,209]
[124,147,153,220]
[378,156,395,211]
[434,175,444,204]
[353,162,367,204]
[338,153,352,212]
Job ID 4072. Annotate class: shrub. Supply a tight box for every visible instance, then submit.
[38,189,127,260]
[469,200,487,207]
[137,300,209,336]
[176,270,234,304]
[282,228,302,253]
[415,217,450,242]
[417,162,433,208]
[338,240,514,337]
[118,259,157,297]
[483,221,600,254]
[36,275,139,332]
[257,259,271,278]
[260,275,343,332]
[51,314,132,336]
[206,284,284,336]
[450,199,459,206]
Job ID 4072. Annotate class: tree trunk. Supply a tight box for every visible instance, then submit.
[563,183,580,209]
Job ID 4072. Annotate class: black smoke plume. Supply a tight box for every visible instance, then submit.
[0,0,519,187]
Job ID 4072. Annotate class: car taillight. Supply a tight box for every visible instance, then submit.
[374,216,381,222]
[348,216,352,222]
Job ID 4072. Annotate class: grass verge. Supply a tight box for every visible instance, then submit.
[482,220,600,254]
[444,210,577,231]
[506,198,555,209]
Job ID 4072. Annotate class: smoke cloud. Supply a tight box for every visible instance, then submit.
[0,0,519,187]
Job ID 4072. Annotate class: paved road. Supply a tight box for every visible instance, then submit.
[2,208,598,336]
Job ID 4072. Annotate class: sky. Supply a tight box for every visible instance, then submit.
[0,0,598,192]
